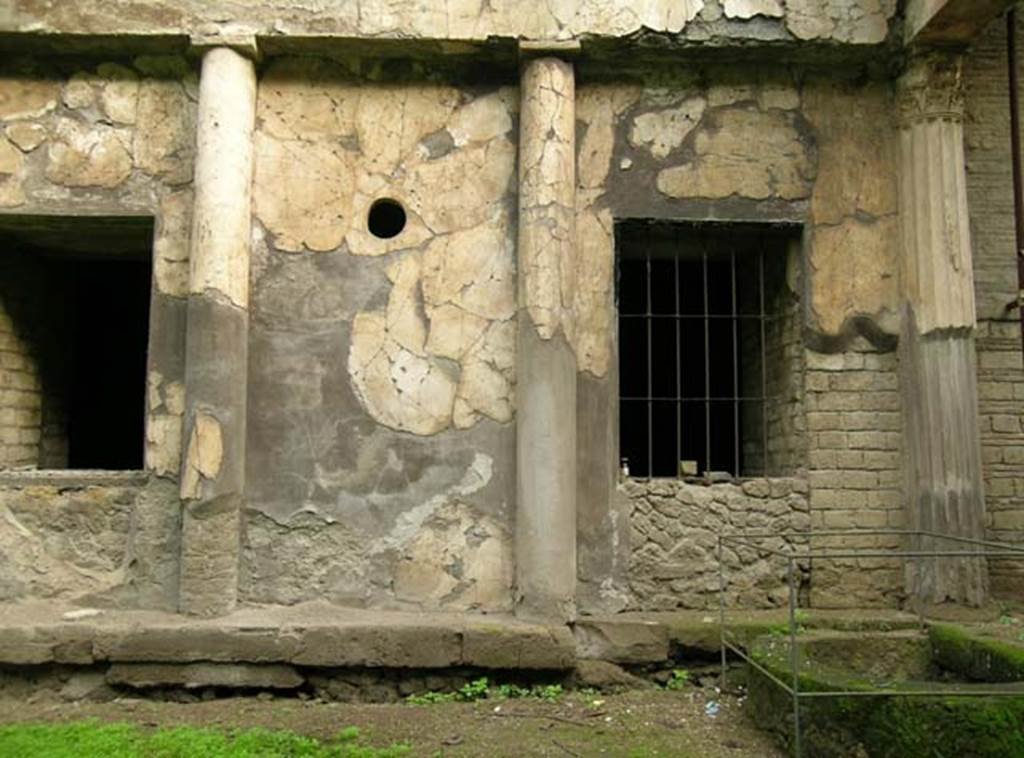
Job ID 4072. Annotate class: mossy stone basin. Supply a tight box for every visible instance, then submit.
[745,626,1024,757]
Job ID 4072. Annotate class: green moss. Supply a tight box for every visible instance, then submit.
[930,624,1024,683]
[747,648,1024,758]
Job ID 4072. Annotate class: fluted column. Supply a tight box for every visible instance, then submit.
[898,51,988,605]
[515,52,577,621]
[178,45,257,616]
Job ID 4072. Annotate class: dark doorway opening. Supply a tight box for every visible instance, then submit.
[65,259,152,469]
[0,215,153,470]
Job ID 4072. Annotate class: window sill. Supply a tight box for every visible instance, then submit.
[0,469,150,488]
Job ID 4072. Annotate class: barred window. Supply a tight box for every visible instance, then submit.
[616,221,802,480]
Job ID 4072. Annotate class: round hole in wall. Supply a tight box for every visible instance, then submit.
[367,198,407,239]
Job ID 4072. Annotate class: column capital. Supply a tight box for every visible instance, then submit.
[896,50,965,127]
[190,27,260,61]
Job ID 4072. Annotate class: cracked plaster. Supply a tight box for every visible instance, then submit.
[785,0,897,44]
[656,107,813,201]
[253,58,517,436]
[519,57,576,343]
[572,69,900,380]
[7,0,900,47]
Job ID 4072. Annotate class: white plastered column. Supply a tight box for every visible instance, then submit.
[178,44,257,616]
[515,51,578,622]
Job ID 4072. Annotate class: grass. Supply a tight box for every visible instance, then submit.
[0,721,410,758]
[405,676,564,705]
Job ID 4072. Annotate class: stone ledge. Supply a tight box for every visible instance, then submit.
[0,601,575,671]
[0,469,150,488]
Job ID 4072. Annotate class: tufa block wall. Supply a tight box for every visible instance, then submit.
[626,477,810,610]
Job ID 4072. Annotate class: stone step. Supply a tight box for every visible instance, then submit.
[0,601,575,671]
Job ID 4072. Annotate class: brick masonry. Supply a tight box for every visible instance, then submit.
[0,251,62,469]
[964,13,1024,596]
[804,339,905,607]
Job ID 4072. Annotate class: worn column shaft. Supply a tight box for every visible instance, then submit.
[179,46,257,616]
[516,55,577,621]
[898,52,988,605]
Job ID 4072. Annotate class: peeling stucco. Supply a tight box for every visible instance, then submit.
[181,412,223,499]
[251,60,519,435]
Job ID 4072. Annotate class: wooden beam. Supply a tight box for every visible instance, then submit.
[906,0,1014,46]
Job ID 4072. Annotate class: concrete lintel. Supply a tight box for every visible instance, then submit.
[905,0,1013,46]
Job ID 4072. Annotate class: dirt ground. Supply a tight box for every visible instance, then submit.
[0,688,785,757]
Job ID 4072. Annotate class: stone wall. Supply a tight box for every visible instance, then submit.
[963,15,1024,598]
[242,59,518,612]
[0,473,179,607]
[625,477,809,610]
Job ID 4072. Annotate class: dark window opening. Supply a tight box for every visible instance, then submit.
[617,220,802,479]
[0,215,153,471]
[367,198,407,239]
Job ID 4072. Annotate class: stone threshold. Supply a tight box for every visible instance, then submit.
[0,601,575,670]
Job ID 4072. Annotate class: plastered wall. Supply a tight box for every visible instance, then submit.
[242,58,519,611]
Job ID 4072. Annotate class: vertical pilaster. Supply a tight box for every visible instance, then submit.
[898,51,988,605]
[516,53,577,621]
[178,45,257,616]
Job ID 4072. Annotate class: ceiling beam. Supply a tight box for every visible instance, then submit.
[906,0,1015,46]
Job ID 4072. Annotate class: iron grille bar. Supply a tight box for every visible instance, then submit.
[674,229,682,477]
[646,228,653,479]
[759,245,768,476]
[731,247,740,476]
[619,313,783,320]
[703,244,711,473]
[622,396,769,402]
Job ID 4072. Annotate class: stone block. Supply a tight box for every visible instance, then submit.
[106,662,303,689]
[61,671,115,702]
[98,627,298,664]
[461,622,575,670]
[573,618,669,663]
[291,625,460,668]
